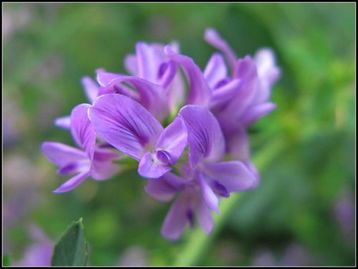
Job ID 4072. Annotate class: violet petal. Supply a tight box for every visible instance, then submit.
[138,152,171,179]
[165,46,211,106]
[155,115,187,164]
[204,53,228,89]
[161,192,190,240]
[179,105,225,167]
[41,142,87,167]
[81,76,99,103]
[54,115,71,129]
[89,94,163,160]
[53,170,90,193]
[204,161,256,192]
[70,103,96,160]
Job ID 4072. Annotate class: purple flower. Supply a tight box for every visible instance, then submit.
[145,106,256,240]
[203,28,280,180]
[124,42,185,115]
[42,28,280,240]
[89,94,187,179]
[42,103,121,193]
[204,28,280,127]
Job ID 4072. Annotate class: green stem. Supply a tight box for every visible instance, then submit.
[173,139,284,266]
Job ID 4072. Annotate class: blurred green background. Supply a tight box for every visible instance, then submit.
[3,3,355,266]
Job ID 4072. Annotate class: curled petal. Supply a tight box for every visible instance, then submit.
[179,105,225,167]
[138,152,171,179]
[158,61,178,88]
[53,171,90,193]
[96,70,168,119]
[210,79,241,110]
[90,94,163,160]
[204,28,237,73]
[70,104,96,160]
[156,116,187,164]
[204,53,228,89]
[136,42,165,83]
[165,46,211,106]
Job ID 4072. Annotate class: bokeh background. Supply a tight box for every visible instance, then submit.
[3,3,355,266]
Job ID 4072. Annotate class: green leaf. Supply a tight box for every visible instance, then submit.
[3,254,11,266]
[51,218,89,266]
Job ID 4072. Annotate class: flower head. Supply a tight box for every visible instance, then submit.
[41,28,280,240]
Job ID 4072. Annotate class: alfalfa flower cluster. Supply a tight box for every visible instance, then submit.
[42,28,280,240]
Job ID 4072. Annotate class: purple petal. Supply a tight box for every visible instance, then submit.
[212,180,230,197]
[54,115,71,129]
[91,149,121,180]
[165,46,211,106]
[204,161,256,192]
[96,69,123,87]
[155,116,187,164]
[96,70,168,119]
[210,79,241,110]
[70,104,96,160]
[196,197,214,234]
[81,76,99,103]
[124,54,138,75]
[93,147,121,161]
[221,56,259,119]
[161,192,190,240]
[89,94,163,160]
[204,53,228,89]
[179,105,225,167]
[136,42,165,83]
[223,125,250,161]
[204,28,237,73]
[53,171,90,193]
[198,172,220,213]
[138,152,171,179]
[254,48,281,87]
[144,173,184,202]
[57,161,90,175]
[242,102,276,126]
[167,70,186,115]
[157,61,178,88]
[91,159,121,181]
[41,142,87,167]
[243,160,260,189]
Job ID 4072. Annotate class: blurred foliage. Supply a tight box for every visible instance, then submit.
[3,3,355,266]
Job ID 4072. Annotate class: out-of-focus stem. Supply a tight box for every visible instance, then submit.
[173,139,284,266]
